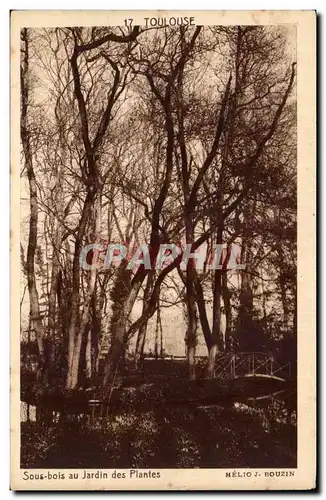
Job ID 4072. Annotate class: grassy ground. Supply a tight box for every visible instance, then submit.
[21,403,296,469]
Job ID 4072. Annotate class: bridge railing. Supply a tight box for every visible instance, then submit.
[214,352,291,381]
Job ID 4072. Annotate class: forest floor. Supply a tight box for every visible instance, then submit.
[21,403,296,469]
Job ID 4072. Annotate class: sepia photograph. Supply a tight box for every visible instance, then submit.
[11,10,316,490]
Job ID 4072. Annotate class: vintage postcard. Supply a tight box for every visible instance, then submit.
[10,10,316,490]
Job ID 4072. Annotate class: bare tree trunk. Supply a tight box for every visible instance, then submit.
[48,227,62,369]
[48,99,69,373]
[85,191,102,381]
[207,270,222,379]
[66,189,95,390]
[207,344,218,380]
[85,327,92,381]
[207,223,223,379]
[135,272,154,368]
[185,267,198,381]
[154,312,159,360]
[21,28,46,379]
[222,272,233,351]
[193,274,213,352]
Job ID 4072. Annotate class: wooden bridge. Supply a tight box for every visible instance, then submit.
[214,352,291,382]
